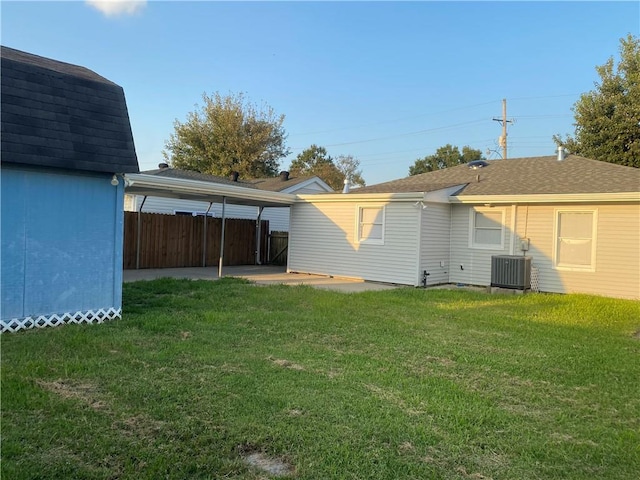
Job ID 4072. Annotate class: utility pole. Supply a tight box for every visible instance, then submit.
[493,98,513,159]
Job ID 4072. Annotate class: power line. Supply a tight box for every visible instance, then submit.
[287,94,579,137]
[290,118,487,150]
[287,100,500,137]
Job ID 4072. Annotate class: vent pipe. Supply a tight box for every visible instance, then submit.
[557,146,566,162]
[342,178,350,194]
[231,171,239,182]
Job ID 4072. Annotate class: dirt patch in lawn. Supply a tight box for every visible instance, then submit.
[268,356,305,371]
[244,452,295,477]
[237,443,295,477]
[36,379,108,411]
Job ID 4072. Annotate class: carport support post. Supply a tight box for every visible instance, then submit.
[136,196,147,270]
[255,206,264,265]
[218,197,226,278]
[202,202,213,267]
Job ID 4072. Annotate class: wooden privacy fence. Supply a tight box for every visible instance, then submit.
[124,212,269,269]
[268,231,289,266]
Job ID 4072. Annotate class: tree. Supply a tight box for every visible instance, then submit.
[409,144,484,176]
[335,155,366,188]
[289,145,366,190]
[163,92,290,177]
[554,34,640,168]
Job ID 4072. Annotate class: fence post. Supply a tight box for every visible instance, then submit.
[255,206,264,265]
[136,196,147,269]
[202,202,213,267]
[218,197,226,278]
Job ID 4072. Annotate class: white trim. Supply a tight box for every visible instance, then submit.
[552,208,598,272]
[297,192,425,203]
[468,207,506,250]
[281,177,333,194]
[416,204,424,286]
[355,204,386,245]
[509,204,517,255]
[1,308,122,333]
[298,190,639,206]
[452,192,640,204]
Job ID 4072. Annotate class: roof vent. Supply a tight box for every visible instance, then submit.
[231,171,239,182]
[342,178,350,194]
[279,171,290,181]
[158,162,169,169]
[557,146,566,162]
[467,160,489,169]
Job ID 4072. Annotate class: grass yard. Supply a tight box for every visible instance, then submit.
[2,278,639,480]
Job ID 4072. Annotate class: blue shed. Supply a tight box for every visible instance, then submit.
[1,46,139,332]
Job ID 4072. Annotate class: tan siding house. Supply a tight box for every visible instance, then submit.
[289,155,640,299]
[509,203,640,299]
[419,202,452,286]
[289,196,422,285]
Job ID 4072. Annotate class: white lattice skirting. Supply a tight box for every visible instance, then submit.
[530,266,540,293]
[1,308,121,333]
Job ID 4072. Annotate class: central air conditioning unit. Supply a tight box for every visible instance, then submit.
[491,255,532,290]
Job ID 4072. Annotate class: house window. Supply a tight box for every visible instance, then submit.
[469,208,505,249]
[554,210,597,271]
[357,205,385,245]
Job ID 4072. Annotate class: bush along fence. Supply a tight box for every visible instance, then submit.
[123,212,269,269]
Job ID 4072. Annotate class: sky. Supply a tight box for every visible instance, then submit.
[2,1,638,185]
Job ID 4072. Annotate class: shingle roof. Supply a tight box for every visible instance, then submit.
[247,175,318,192]
[354,156,640,196]
[1,46,139,173]
[141,167,316,192]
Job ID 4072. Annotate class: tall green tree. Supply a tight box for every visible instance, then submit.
[289,145,366,190]
[163,92,290,177]
[409,144,484,176]
[554,34,640,167]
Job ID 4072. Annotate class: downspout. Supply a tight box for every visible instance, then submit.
[218,197,226,278]
[113,177,123,312]
[286,203,294,272]
[255,206,264,265]
[136,195,147,270]
[509,204,517,255]
[202,202,213,267]
[415,200,424,287]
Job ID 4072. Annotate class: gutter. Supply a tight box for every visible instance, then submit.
[124,173,296,206]
[450,192,640,204]
[295,192,426,203]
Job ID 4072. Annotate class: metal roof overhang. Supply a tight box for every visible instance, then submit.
[124,173,296,207]
[123,173,295,277]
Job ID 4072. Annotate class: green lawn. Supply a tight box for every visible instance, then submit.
[2,278,639,479]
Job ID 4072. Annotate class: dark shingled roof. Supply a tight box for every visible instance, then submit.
[1,46,139,173]
[141,167,317,192]
[354,156,640,196]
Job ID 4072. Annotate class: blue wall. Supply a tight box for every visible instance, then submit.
[1,164,124,325]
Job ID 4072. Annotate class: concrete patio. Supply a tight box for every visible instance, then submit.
[123,265,402,293]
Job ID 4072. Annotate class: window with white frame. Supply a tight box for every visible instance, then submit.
[469,208,505,249]
[554,210,597,271]
[357,205,385,245]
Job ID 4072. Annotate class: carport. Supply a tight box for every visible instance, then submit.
[124,173,295,277]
